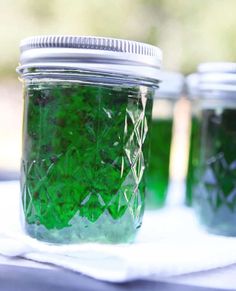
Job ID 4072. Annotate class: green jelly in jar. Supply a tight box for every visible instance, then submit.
[193,62,236,236]
[146,72,184,208]
[185,73,201,206]
[18,35,162,244]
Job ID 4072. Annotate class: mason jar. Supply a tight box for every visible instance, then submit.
[17,35,162,244]
[146,71,184,208]
[193,62,236,236]
[185,73,201,206]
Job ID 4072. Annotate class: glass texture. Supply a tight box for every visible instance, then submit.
[21,78,153,243]
[194,105,236,235]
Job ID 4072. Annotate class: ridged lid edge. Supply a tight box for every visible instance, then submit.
[20,35,162,60]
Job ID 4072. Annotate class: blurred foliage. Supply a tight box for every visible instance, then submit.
[0,0,236,77]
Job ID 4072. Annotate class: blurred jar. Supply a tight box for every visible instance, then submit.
[17,35,162,244]
[146,71,184,208]
[185,73,201,206]
[194,62,236,236]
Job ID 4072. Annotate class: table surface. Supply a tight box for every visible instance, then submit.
[0,263,232,291]
[1,244,236,291]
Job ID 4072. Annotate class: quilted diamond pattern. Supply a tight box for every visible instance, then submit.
[21,81,153,243]
[194,108,236,235]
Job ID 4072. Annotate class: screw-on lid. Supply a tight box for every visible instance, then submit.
[198,62,236,74]
[18,35,162,82]
[155,71,184,99]
[197,62,236,95]
[185,73,199,99]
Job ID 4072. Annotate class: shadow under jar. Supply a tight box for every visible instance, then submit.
[17,35,162,244]
[146,72,183,208]
[194,63,236,236]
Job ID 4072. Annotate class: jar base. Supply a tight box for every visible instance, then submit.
[23,212,140,244]
[195,201,236,237]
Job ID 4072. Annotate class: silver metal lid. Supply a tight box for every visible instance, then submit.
[155,71,184,99]
[198,62,236,74]
[18,35,162,81]
[185,73,200,98]
[197,62,236,94]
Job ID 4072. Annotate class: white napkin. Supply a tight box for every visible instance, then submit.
[1,181,236,282]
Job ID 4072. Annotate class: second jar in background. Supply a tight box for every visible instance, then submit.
[146,72,184,208]
[193,63,236,236]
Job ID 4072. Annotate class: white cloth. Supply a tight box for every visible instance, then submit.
[1,181,236,283]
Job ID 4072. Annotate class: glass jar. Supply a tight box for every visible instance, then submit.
[193,63,236,236]
[185,73,201,206]
[17,36,162,244]
[146,72,184,208]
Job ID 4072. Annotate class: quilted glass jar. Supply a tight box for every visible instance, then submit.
[194,63,236,236]
[146,72,183,208]
[17,35,162,244]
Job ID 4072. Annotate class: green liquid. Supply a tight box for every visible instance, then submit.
[21,81,153,244]
[146,118,173,208]
[186,116,201,206]
[194,108,236,236]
